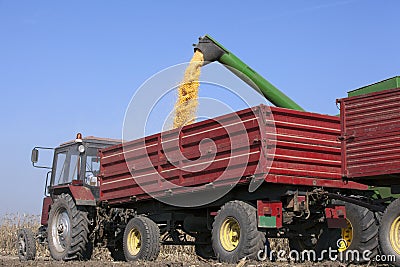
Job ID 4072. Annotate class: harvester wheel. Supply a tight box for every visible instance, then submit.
[379,197,400,266]
[47,193,93,261]
[123,216,160,261]
[195,232,215,259]
[212,201,265,263]
[334,202,379,263]
[17,228,36,261]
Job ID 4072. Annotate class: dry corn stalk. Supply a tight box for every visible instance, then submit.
[173,50,204,128]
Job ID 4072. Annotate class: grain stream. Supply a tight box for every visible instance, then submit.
[173,50,204,128]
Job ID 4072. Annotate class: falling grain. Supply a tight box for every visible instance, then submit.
[173,50,204,128]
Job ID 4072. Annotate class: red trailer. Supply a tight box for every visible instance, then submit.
[100,104,366,205]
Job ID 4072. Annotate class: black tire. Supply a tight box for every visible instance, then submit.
[47,193,93,261]
[379,198,400,266]
[123,216,160,261]
[17,228,36,261]
[331,202,379,263]
[195,232,216,259]
[212,201,266,263]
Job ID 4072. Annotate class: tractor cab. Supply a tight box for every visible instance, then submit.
[31,133,121,198]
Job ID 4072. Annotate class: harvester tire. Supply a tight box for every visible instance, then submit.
[195,232,215,259]
[123,216,160,261]
[212,200,266,263]
[47,193,93,261]
[17,228,36,261]
[379,198,400,266]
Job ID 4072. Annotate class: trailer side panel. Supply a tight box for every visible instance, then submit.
[339,87,400,185]
[100,105,365,205]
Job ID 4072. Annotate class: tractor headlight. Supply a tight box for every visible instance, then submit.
[78,144,85,153]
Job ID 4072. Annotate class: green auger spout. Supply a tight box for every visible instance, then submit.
[194,34,304,111]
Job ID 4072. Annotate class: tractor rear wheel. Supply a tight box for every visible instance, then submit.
[47,193,93,261]
[123,216,160,261]
[17,228,36,261]
[379,197,400,266]
[212,201,265,263]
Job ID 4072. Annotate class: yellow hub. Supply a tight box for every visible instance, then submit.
[389,216,400,254]
[338,219,353,252]
[127,227,141,256]
[220,217,240,251]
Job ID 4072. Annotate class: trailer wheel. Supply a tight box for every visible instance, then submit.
[17,228,36,261]
[379,198,400,266]
[195,232,215,259]
[212,201,265,263]
[123,216,160,261]
[335,202,379,263]
[47,193,93,261]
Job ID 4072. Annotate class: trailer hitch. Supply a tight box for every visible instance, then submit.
[326,192,386,212]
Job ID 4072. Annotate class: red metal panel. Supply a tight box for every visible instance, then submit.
[100,105,366,205]
[257,200,283,228]
[40,197,53,226]
[339,87,400,185]
[325,205,347,228]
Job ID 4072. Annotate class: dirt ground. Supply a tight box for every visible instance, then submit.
[0,255,382,267]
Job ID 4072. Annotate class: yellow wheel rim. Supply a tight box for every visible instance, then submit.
[127,227,141,256]
[338,219,353,252]
[220,217,240,251]
[389,216,400,254]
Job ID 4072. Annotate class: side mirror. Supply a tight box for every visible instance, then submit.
[31,148,39,163]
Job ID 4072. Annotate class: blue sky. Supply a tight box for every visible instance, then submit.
[0,0,399,216]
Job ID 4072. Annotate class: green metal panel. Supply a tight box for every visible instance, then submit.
[348,76,400,97]
[370,186,400,200]
[258,215,276,228]
[196,35,304,111]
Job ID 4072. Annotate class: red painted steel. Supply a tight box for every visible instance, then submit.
[325,205,347,228]
[338,87,400,185]
[257,200,283,228]
[100,105,366,205]
[40,197,53,226]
